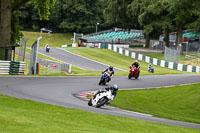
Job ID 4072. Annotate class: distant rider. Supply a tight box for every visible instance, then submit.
[104,66,115,82]
[92,84,118,105]
[148,64,154,73]
[96,84,118,101]
[45,44,50,53]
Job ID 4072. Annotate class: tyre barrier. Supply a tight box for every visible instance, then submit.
[0,60,25,75]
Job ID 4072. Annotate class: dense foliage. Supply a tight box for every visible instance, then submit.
[17,0,105,33]
[2,0,200,46]
[105,0,200,46]
[0,0,56,45]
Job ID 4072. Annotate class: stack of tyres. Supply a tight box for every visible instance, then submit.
[9,61,21,75]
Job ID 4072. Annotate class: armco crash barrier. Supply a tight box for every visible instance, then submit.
[107,44,200,73]
[0,60,25,75]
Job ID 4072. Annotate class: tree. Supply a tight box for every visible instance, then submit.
[56,0,103,33]
[187,1,200,32]
[17,3,40,31]
[104,0,134,29]
[0,0,55,60]
[168,0,200,45]
[144,0,173,47]
[17,0,104,33]
[104,0,200,49]
[128,0,160,47]
[104,0,165,47]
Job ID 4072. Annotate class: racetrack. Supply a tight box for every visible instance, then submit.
[0,74,200,129]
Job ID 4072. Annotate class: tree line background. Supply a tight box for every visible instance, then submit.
[17,0,107,33]
[2,0,200,47]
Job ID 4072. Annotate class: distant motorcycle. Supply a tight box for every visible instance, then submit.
[46,47,50,53]
[128,66,140,79]
[88,89,114,108]
[148,65,154,73]
[99,72,111,85]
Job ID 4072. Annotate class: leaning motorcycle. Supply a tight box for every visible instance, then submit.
[148,65,154,73]
[128,66,140,79]
[88,89,114,108]
[99,72,111,85]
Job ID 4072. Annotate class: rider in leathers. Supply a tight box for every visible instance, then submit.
[104,66,114,82]
[105,84,118,104]
[105,84,118,97]
[95,84,118,104]
[132,60,140,68]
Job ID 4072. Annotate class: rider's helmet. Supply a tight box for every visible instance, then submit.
[109,66,113,71]
[113,84,118,91]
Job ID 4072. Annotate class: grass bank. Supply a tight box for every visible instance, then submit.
[143,52,200,66]
[22,31,73,47]
[142,53,185,61]
[0,94,199,133]
[111,83,200,124]
[66,48,191,75]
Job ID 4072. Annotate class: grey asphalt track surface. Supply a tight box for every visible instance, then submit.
[0,74,200,129]
[38,47,123,71]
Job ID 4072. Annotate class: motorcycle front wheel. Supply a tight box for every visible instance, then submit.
[96,97,108,108]
[99,78,103,85]
[88,99,92,106]
[128,73,131,79]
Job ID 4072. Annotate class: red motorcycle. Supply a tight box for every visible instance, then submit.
[128,66,140,79]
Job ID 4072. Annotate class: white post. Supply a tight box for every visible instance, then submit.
[73,32,76,44]
[186,42,189,57]
[34,36,42,74]
[68,64,71,73]
[96,23,99,33]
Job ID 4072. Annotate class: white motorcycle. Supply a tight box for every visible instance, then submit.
[88,89,115,108]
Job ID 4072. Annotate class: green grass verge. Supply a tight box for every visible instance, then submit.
[0,95,199,133]
[22,31,73,47]
[110,83,200,124]
[142,52,200,66]
[142,53,186,61]
[66,48,192,75]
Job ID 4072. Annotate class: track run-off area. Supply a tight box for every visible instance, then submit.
[0,74,200,129]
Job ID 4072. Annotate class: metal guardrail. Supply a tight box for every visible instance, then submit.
[24,50,71,73]
[37,57,71,73]
[15,48,71,73]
